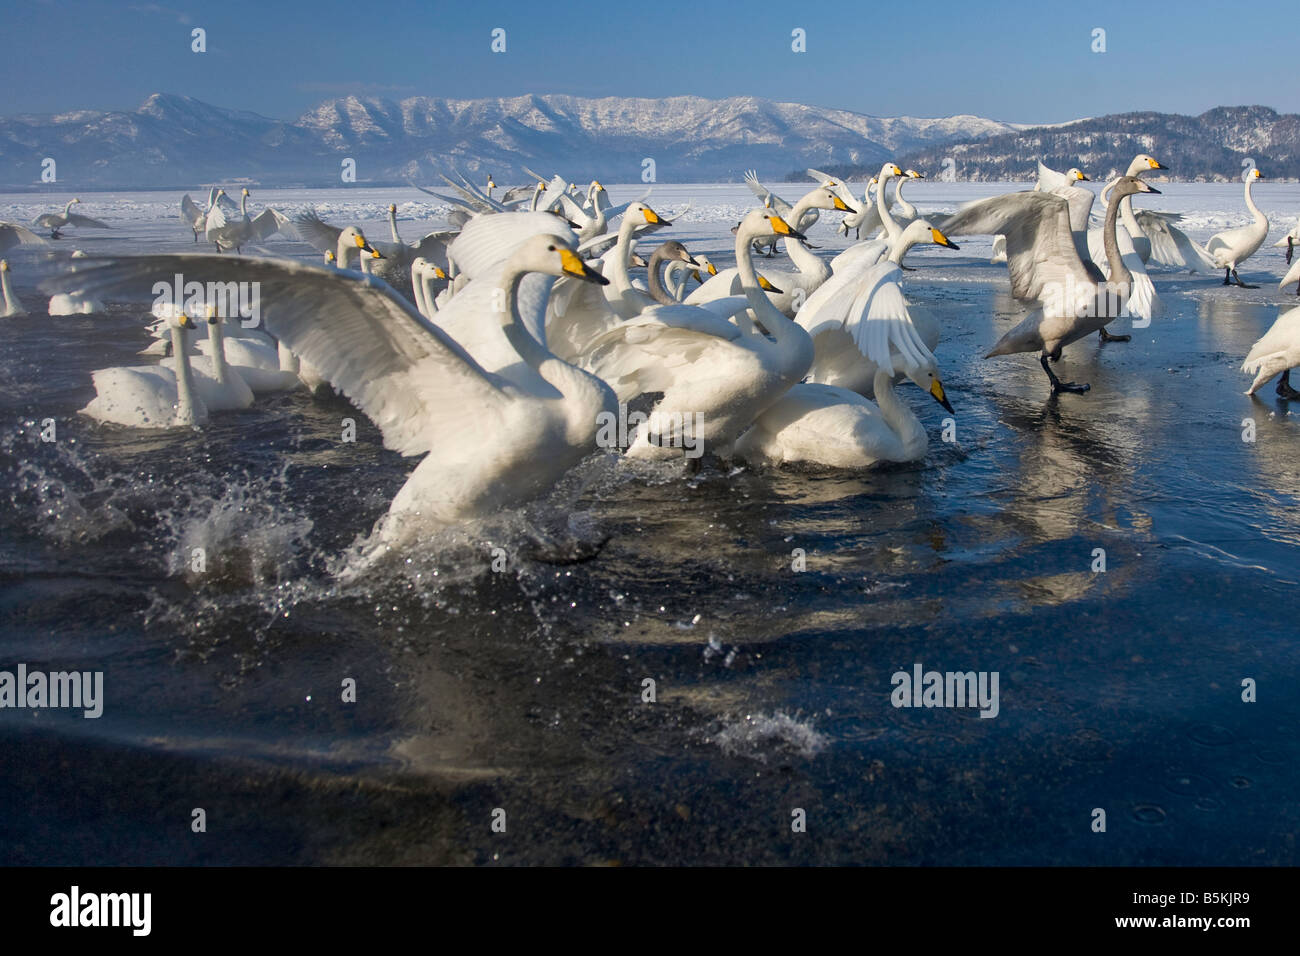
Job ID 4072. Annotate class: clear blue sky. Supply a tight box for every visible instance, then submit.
[7,0,1296,123]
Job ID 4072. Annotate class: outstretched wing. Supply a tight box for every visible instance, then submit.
[941,191,1096,310]
[0,222,49,253]
[67,213,110,229]
[42,253,509,457]
[291,210,343,254]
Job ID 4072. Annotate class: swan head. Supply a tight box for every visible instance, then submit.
[808,186,854,214]
[523,234,608,286]
[897,219,958,254]
[341,226,382,258]
[741,207,806,242]
[905,364,954,414]
[1112,175,1161,199]
[656,240,699,267]
[879,163,904,181]
[1135,154,1165,172]
[628,202,669,228]
[1066,168,1089,182]
[242,188,250,197]
[0,260,8,273]
[205,303,220,325]
[389,203,397,213]
[169,309,197,331]
[71,250,87,259]
[487,175,496,189]
[72,198,82,205]
[904,169,925,180]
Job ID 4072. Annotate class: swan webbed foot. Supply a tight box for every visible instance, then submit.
[1099,327,1131,343]
[1040,354,1090,394]
[1277,371,1300,400]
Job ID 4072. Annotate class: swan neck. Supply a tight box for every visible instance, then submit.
[499,266,550,371]
[411,270,428,316]
[1102,193,1131,291]
[647,249,673,305]
[735,225,801,347]
[389,207,402,243]
[873,369,925,453]
[207,320,229,383]
[1244,175,1264,221]
[170,326,198,423]
[0,268,16,310]
[877,175,900,238]
[608,215,639,296]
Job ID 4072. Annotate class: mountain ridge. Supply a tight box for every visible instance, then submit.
[0,92,1022,189]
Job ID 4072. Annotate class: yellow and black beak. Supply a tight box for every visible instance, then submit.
[178,312,196,330]
[931,227,959,250]
[354,234,383,258]
[561,247,608,285]
[757,274,783,294]
[434,266,447,280]
[691,270,703,284]
[930,377,954,413]
[684,255,700,267]
[770,215,806,241]
[1149,158,1166,170]
[643,206,669,227]
[706,262,718,276]
[1077,172,1090,181]
[832,195,854,213]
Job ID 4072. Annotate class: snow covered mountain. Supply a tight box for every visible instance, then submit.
[877,106,1300,182]
[0,92,1020,189]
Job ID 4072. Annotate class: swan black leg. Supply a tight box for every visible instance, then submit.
[1232,269,1257,289]
[1041,354,1090,394]
[1287,237,1294,265]
[1277,370,1300,400]
[1099,326,1130,343]
[1223,268,1232,285]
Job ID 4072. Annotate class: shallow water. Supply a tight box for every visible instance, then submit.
[1,183,1298,865]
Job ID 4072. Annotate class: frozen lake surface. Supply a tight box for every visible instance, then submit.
[1,181,1298,864]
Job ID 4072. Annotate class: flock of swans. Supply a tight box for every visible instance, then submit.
[3,152,1297,567]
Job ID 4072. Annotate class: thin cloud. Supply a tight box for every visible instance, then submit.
[128,4,193,25]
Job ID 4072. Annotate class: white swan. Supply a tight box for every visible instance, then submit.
[196,326,301,394]
[180,188,232,242]
[839,177,880,240]
[1,260,27,317]
[686,186,852,315]
[1243,304,1300,399]
[941,176,1160,393]
[580,209,814,460]
[734,366,952,469]
[80,310,208,428]
[56,233,619,555]
[204,188,288,253]
[33,199,109,238]
[161,307,254,411]
[48,250,106,314]
[888,169,926,226]
[1206,167,1269,287]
